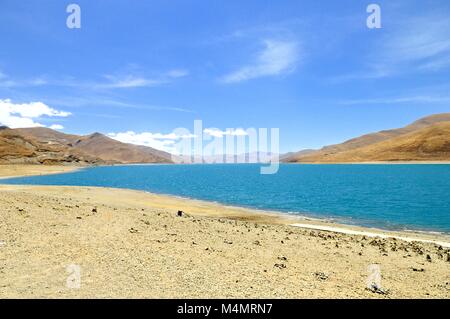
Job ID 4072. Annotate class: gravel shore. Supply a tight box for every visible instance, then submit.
[0,182,449,298]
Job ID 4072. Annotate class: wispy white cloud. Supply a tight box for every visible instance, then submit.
[98,75,165,89]
[339,95,450,105]
[166,69,189,78]
[334,14,450,81]
[0,67,189,90]
[220,39,300,83]
[377,16,450,75]
[95,67,189,89]
[0,99,70,128]
[0,71,48,88]
[379,15,449,77]
[383,18,450,66]
[44,96,194,113]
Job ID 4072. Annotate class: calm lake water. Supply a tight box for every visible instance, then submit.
[2,164,450,233]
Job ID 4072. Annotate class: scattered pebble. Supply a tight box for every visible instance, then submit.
[313,272,329,281]
[274,263,286,269]
[367,283,389,295]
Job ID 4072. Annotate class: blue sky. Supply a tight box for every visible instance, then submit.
[1,0,450,153]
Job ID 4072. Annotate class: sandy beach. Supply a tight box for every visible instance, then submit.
[0,165,449,298]
[0,165,79,179]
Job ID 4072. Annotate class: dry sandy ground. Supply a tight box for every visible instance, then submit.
[0,165,78,179]
[0,181,449,298]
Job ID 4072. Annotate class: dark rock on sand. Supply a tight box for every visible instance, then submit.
[367,283,389,295]
[274,263,286,269]
[314,272,329,280]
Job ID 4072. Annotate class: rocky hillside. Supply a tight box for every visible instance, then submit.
[0,127,104,165]
[0,127,173,165]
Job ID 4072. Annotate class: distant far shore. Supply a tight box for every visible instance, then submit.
[286,161,450,164]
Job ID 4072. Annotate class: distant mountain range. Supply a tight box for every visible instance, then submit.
[2,112,450,166]
[0,127,173,165]
[283,113,450,163]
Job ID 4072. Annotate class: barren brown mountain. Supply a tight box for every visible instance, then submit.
[71,132,173,164]
[285,113,450,163]
[0,127,103,165]
[2,127,173,165]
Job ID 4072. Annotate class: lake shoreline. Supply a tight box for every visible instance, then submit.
[1,164,450,245]
[0,164,82,180]
[1,184,449,298]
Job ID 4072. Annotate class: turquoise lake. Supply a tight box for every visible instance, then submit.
[2,164,450,233]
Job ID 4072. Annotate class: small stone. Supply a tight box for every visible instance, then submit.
[274,263,286,269]
[426,254,432,262]
[313,272,329,280]
[367,283,389,295]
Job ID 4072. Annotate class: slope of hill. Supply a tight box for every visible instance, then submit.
[0,128,104,165]
[280,149,316,161]
[14,127,173,164]
[73,132,173,164]
[285,113,450,163]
